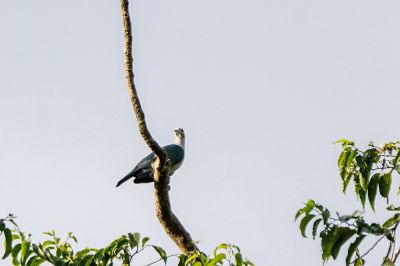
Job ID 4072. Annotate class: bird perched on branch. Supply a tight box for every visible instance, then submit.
[116,128,185,187]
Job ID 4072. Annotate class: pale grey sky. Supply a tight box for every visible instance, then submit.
[1,1,400,265]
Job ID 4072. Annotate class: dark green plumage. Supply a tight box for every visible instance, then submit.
[116,144,184,186]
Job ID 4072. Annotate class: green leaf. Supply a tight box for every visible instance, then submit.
[300,214,316,238]
[178,254,186,266]
[368,173,380,211]
[84,256,94,266]
[383,213,400,228]
[235,253,243,266]
[75,248,93,258]
[41,240,55,251]
[355,257,365,266]
[320,225,352,262]
[345,235,366,266]
[358,223,386,236]
[141,237,150,248]
[12,255,19,266]
[338,150,348,168]
[11,243,21,258]
[322,209,330,225]
[359,188,367,209]
[334,139,355,147]
[200,251,209,265]
[67,231,77,243]
[379,173,392,198]
[121,249,130,265]
[26,256,46,266]
[321,226,345,261]
[116,240,129,257]
[214,243,228,256]
[104,236,124,254]
[351,210,364,218]
[383,258,395,266]
[207,253,226,266]
[347,150,357,169]
[93,248,105,262]
[358,172,366,192]
[128,233,140,249]
[338,150,352,181]
[79,254,94,265]
[295,200,315,221]
[21,240,31,264]
[185,252,200,265]
[331,228,356,260]
[244,260,255,266]
[8,218,18,228]
[342,174,352,193]
[312,219,322,240]
[230,244,241,253]
[387,205,400,211]
[152,245,167,263]
[392,151,400,166]
[339,215,351,222]
[42,231,54,237]
[3,228,13,259]
[363,148,378,160]
[356,155,367,169]
[31,244,40,256]
[0,220,5,232]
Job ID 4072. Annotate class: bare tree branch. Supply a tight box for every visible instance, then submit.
[119,0,197,254]
[119,0,165,159]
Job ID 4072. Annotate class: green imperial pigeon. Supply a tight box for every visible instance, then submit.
[116,128,185,186]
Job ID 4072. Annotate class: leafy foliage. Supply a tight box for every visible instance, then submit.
[0,214,253,265]
[296,140,400,265]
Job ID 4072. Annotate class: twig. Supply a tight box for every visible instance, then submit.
[119,0,197,254]
[144,253,180,266]
[393,246,400,263]
[392,223,400,263]
[381,223,398,266]
[382,242,393,266]
[392,229,396,260]
[352,235,385,263]
[129,245,147,263]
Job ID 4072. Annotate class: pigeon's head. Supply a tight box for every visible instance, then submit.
[174,128,185,138]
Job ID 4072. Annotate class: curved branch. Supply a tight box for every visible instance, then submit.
[119,0,165,161]
[153,158,198,253]
[119,0,197,254]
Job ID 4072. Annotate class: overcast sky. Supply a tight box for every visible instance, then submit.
[1,1,400,265]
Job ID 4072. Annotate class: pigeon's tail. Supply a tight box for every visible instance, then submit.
[116,174,133,187]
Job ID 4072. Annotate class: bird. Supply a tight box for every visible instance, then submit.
[116,128,185,187]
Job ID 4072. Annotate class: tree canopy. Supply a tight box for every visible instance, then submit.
[296,140,400,266]
[0,216,253,266]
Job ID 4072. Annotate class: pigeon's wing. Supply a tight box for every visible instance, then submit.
[133,145,184,182]
[116,144,184,187]
[116,152,156,186]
